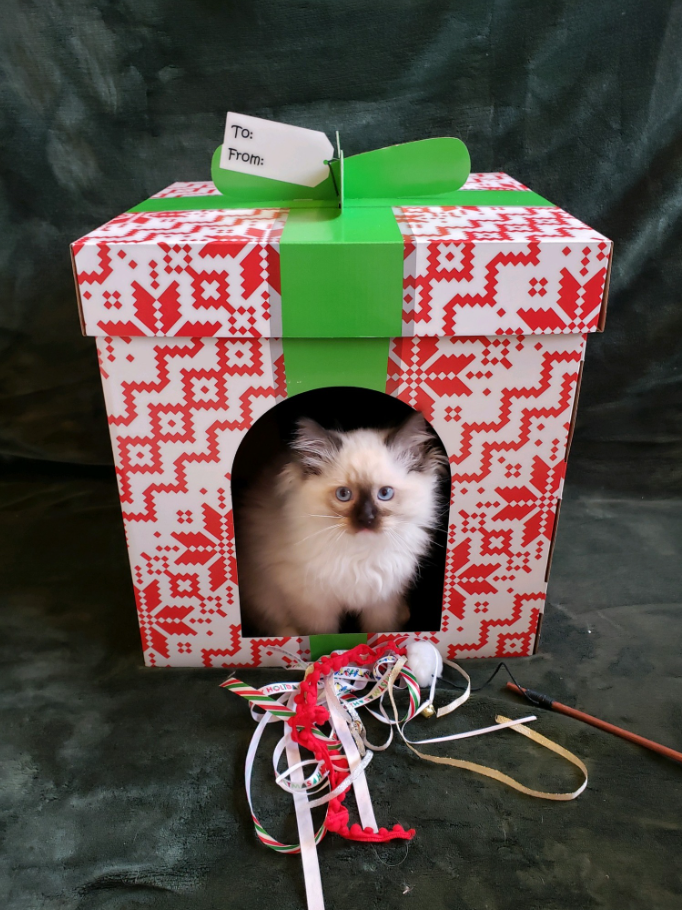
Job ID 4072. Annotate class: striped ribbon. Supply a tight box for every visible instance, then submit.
[223,642,588,910]
[220,677,296,719]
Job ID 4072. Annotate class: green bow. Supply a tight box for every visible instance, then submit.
[133,137,551,212]
[211,136,480,209]
[128,137,554,393]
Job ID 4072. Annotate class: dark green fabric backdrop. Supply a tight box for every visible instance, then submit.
[2,7,682,910]
[1,0,681,487]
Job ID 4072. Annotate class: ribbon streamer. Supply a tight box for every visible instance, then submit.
[224,642,588,910]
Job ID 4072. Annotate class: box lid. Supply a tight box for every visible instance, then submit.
[72,173,611,339]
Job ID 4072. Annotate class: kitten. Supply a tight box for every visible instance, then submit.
[236,412,447,637]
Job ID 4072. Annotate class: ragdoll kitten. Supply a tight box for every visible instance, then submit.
[236,412,447,636]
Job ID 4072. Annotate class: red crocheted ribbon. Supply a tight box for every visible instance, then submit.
[288,642,415,843]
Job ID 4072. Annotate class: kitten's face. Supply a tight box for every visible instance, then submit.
[287,415,446,539]
[319,434,419,534]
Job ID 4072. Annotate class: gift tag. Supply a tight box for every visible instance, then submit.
[220,113,334,187]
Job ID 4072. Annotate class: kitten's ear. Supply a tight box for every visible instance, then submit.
[291,418,342,475]
[386,412,448,474]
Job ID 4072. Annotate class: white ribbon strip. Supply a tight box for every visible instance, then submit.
[324,677,378,833]
[285,700,326,910]
[403,714,538,745]
[273,736,328,792]
[231,641,588,910]
[435,657,472,717]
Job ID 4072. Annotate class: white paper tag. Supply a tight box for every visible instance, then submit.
[219,113,334,187]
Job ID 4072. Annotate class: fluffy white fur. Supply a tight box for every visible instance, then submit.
[406,641,443,688]
[237,413,446,636]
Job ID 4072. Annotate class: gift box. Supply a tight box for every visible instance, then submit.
[71,135,611,668]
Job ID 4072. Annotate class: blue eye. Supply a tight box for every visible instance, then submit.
[377,486,394,501]
[335,487,352,502]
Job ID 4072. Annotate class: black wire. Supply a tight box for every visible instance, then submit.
[439,661,545,707]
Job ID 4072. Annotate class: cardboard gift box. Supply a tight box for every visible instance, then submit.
[71,138,611,668]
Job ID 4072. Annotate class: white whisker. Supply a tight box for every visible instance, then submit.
[386,529,410,552]
[293,523,344,546]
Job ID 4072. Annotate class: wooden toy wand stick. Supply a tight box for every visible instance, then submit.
[506,683,682,765]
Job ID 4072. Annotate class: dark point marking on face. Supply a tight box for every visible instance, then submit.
[352,486,380,531]
[386,412,448,476]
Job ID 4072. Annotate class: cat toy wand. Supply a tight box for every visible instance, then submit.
[506,683,682,765]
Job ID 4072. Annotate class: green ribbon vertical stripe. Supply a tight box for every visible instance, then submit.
[277,204,405,656]
[278,201,406,656]
[279,207,404,339]
[279,204,404,399]
[309,633,368,662]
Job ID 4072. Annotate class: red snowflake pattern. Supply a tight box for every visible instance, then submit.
[77,174,606,665]
[172,501,237,592]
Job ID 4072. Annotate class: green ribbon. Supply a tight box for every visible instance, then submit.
[129,138,555,658]
[129,139,555,391]
[131,188,551,213]
[309,633,368,662]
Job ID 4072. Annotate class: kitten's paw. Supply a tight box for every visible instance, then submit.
[275,626,302,638]
[359,599,409,633]
[397,599,410,627]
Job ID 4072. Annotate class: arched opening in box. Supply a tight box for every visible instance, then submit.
[231,387,450,638]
